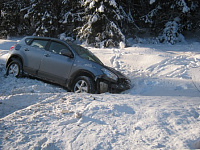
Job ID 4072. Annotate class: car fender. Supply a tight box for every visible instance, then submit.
[6,54,24,68]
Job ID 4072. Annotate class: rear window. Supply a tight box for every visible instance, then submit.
[25,38,32,45]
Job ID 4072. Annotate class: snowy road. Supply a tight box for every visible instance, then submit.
[0,38,200,149]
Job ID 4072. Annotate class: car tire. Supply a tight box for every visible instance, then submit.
[73,76,96,93]
[6,59,23,77]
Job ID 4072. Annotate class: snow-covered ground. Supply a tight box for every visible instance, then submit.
[0,38,200,150]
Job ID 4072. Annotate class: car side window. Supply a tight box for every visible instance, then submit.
[49,41,69,54]
[30,40,48,49]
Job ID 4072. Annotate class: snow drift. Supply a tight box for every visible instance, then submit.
[0,38,200,149]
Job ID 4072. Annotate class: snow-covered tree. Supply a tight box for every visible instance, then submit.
[22,0,61,37]
[141,0,199,44]
[22,0,81,37]
[77,0,126,47]
[1,1,17,37]
[1,1,20,37]
[1,0,199,46]
[116,0,140,38]
[161,19,182,44]
[59,0,82,38]
[1,0,32,37]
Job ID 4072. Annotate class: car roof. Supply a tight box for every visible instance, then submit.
[24,36,61,41]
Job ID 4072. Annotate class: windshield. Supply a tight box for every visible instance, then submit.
[67,42,103,65]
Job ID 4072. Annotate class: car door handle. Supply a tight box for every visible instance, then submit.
[24,48,29,51]
[44,54,50,57]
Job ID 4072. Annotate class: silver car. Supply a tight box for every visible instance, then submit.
[6,36,131,93]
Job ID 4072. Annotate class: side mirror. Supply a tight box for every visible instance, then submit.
[60,49,74,58]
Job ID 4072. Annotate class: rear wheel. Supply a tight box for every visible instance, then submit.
[6,59,23,77]
[73,76,96,93]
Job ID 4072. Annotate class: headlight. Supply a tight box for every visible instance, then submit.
[101,68,118,81]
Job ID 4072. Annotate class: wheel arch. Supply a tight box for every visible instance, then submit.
[6,55,23,68]
[67,70,96,90]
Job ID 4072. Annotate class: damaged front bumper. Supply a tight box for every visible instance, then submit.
[96,76,131,93]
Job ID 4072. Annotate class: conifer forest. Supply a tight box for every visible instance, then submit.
[0,0,200,47]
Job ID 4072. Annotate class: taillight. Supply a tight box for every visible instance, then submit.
[10,44,16,51]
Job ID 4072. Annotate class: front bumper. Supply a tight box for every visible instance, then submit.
[97,77,131,93]
[110,79,131,93]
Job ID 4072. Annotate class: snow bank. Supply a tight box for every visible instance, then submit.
[0,38,200,149]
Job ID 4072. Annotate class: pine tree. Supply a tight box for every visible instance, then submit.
[1,0,31,37]
[161,19,181,44]
[59,0,82,38]
[140,0,199,44]
[22,0,59,37]
[0,0,20,37]
[1,0,199,45]
[115,0,140,38]
[22,0,81,37]
[77,0,126,47]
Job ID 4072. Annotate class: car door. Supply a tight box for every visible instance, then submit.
[22,39,49,75]
[38,41,75,85]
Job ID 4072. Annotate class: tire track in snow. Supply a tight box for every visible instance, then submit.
[147,55,200,79]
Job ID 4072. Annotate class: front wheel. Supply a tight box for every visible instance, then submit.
[6,59,23,77]
[72,76,96,93]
